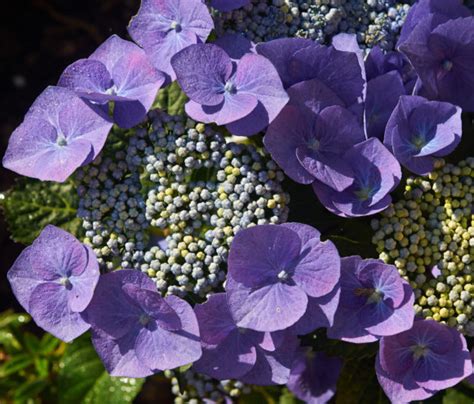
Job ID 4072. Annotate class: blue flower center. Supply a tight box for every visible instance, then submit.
[442,59,453,72]
[224,81,237,95]
[57,135,68,147]
[307,137,320,151]
[277,270,290,282]
[170,21,182,33]
[411,134,426,151]
[354,186,373,201]
[411,344,430,360]
[139,314,151,326]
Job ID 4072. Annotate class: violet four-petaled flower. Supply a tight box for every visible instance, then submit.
[328,256,415,343]
[58,35,165,128]
[385,95,462,175]
[85,270,202,377]
[226,223,340,332]
[193,293,299,385]
[7,225,100,342]
[2,86,113,182]
[210,0,250,12]
[128,0,214,80]
[376,319,472,402]
[172,43,288,136]
[313,137,401,218]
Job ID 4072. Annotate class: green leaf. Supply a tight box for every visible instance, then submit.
[13,379,48,402]
[153,81,188,116]
[442,385,474,404]
[58,336,144,404]
[38,333,60,355]
[279,389,300,404]
[0,354,34,377]
[0,310,30,329]
[23,333,40,353]
[0,178,82,244]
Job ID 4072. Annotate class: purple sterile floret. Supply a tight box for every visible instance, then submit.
[399,15,474,112]
[210,0,250,12]
[287,349,342,404]
[226,223,340,332]
[127,0,213,80]
[313,138,401,218]
[365,71,406,140]
[2,86,112,182]
[7,225,99,342]
[384,95,462,175]
[397,0,471,47]
[328,256,414,343]
[264,105,365,188]
[214,34,255,61]
[194,293,298,384]
[59,35,165,128]
[172,43,288,136]
[376,319,472,402]
[85,270,201,377]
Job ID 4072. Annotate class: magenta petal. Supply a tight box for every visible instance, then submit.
[134,296,201,371]
[29,283,90,342]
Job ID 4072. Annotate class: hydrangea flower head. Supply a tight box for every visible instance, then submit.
[2,86,113,182]
[376,319,472,402]
[85,270,201,377]
[7,225,99,342]
[313,138,401,217]
[172,43,288,136]
[194,293,298,384]
[328,256,414,343]
[399,15,474,111]
[210,0,250,12]
[226,223,340,332]
[264,105,365,188]
[128,0,214,80]
[287,349,342,404]
[58,35,165,128]
[385,95,462,175]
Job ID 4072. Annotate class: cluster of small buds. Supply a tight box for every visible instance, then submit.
[371,158,474,334]
[214,0,413,50]
[77,110,289,298]
[165,369,250,404]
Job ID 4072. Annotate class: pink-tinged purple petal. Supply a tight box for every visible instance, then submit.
[226,275,308,332]
[288,350,342,404]
[288,44,365,107]
[214,33,255,60]
[397,0,470,47]
[58,59,113,98]
[287,78,345,114]
[92,328,153,377]
[29,283,90,342]
[172,44,232,105]
[255,38,315,89]
[365,71,405,140]
[239,334,299,385]
[288,285,340,335]
[128,0,213,80]
[134,295,201,371]
[210,0,250,12]
[227,225,302,288]
[122,284,181,331]
[292,237,340,298]
[263,106,315,185]
[194,293,237,345]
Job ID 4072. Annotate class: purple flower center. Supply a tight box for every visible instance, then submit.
[307,137,320,151]
[442,59,453,72]
[56,135,68,147]
[170,21,182,33]
[354,186,373,201]
[411,344,430,360]
[139,313,152,326]
[277,270,290,282]
[224,81,237,95]
[59,276,72,289]
[354,287,383,303]
[411,134,426,151]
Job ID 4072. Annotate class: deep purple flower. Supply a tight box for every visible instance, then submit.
[193,293,298,384]
[384,95,462,175]
[7,225,99,342]
[58,35,165,128]
[365,71,405,140]
[397,0,471,47]
[328,256,414,343]
[127,0,213,80]
[287,349,342,403]
[313,138,401,218]
[210,0,250,12]
[172,43,288,136]
[2,86,112,182]
[86,270,201,377]
[264,105,365,189]
[214,33,255,61]
[399,16,474,111]
[466,349,474,385]
[226,223,340,332]
[376,320,472,402]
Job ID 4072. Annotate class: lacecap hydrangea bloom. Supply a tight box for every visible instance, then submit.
[7,225,99,342]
